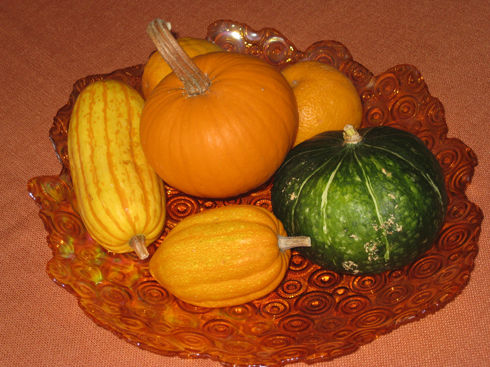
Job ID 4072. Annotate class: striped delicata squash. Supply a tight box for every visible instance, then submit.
[67,79,166,259]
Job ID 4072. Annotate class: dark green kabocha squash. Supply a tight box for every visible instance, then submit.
[271,125,447,274]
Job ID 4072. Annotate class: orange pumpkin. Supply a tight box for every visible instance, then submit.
[140,19,298,199]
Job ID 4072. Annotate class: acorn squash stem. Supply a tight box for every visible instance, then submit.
[129,235,149,260]
[147,19,210,96]
[277,235,311,251]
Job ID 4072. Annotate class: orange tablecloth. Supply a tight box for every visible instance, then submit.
[1,1,488,366]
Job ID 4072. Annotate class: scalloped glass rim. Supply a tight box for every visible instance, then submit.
[27,19,483,367]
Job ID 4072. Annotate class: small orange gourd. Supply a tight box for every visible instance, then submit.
[140,19,299,199]
[149,205,310,308]
[141,36,223,98]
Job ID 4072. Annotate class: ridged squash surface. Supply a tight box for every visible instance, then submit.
[68,79,166,258]
[149,205,291,307]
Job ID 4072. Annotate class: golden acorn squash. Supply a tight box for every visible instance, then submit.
[149,205,310,307]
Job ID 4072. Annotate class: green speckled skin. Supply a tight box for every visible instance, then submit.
[271,126,448,274]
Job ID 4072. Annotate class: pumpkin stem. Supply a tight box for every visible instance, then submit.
[146,19,211,96]
[277,235,311,252]
[343,124,363,144]
[129,235,149,260]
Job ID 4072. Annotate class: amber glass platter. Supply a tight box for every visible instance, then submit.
[28,20,482,366]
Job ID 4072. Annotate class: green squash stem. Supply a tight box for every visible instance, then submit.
[343,124,363,144]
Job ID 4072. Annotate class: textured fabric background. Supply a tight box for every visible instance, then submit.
[1,1,488,366]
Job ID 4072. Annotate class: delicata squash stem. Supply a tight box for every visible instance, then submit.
[146,19,210,95]
[129,235,149,260]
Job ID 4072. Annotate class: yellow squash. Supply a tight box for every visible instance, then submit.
[149,205,310,307]
[68,79,166,259]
